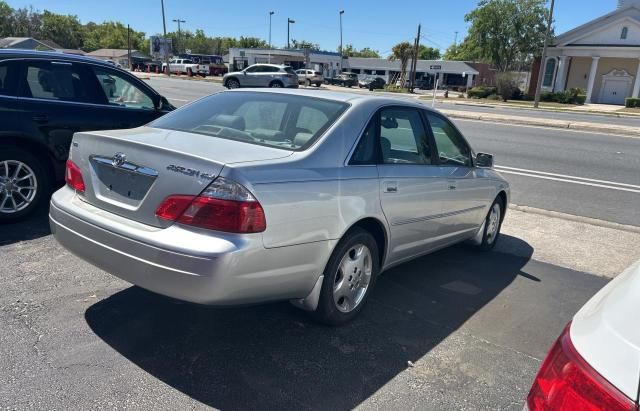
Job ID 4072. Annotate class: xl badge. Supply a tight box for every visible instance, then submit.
[112,152,126,167]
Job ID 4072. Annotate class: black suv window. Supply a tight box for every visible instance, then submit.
[0,61,19,96]
[92,67,154,110]
[20,61,96,103]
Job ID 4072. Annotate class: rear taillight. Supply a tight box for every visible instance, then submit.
[65,159,85,193]
[527,323,637,411]
[155,177,266,233]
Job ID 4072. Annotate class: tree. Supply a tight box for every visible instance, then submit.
[40,11,83,49]
[237,36,269,49]
[342,44,380,58]
[443,38,481,61]
[0,1,15,37]
[462,0,550,71]
[82,22,146,52]
[290,39,320,50]
[9,6,41,38]
[389,41,413,87]
[417,45,440,60]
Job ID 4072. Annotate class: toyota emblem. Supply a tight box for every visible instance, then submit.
[112,152,126,167]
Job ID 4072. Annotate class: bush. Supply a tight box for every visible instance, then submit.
[540,88,586,105]
[625,97,640,108]
[496,73,519,102]
[468,86,497,99]
[487,94,501,100]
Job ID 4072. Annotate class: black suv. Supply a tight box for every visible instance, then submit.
[0,50,174,222]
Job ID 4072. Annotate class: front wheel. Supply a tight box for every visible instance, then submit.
[477,198,504,251]
[313,228,379,325]
[225,78,240,89]
[0,147,50,222]
[269,81,283,88]
[304,79,311,87]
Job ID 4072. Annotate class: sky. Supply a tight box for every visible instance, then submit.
[6,0,617,55]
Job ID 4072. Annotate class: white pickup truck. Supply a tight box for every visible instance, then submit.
[162,58,208,76]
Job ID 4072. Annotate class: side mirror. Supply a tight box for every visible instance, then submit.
[475,152,494,168]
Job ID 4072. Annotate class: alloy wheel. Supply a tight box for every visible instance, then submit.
[0,160,38,214]
[333,244,372,313]
[486,203,501,244]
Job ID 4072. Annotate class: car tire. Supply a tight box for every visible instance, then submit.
[315,82,321,87]
[477,197,504,251]
[305,79,311,87]
[269,81,284,88]
[225,78,240,89]
[187,68,193,77]
[0,146,51,223]
[312,227,379,325]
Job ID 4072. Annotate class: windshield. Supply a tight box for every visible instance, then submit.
[150,92,349,150]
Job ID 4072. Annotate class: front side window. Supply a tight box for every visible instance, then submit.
[379,108,431,165]
[21,62,93,103]
[425,112,471,167]
[543,58,556,87]
[93,67,154,110]
[150,92,348,150]
[245,65,262,73]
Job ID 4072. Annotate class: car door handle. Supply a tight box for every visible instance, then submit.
[32,114,49,123]
[384,181,398,193]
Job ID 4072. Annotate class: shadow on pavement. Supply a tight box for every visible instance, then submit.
[0,205,51,246]
[86,235,534,410]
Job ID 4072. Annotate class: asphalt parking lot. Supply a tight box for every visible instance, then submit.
[0,207,609,409]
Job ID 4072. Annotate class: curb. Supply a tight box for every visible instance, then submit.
[440,109,640,137]
[508,204,640,234]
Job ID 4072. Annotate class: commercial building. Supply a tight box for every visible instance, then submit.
[541,0,640,104]
[85,49,150,68]
[228,48,479,88]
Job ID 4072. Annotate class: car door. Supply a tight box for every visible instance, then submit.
[369,106,453,265]
[424,110,496,234]
[0,60,20,141]
[89,65,166,129]
[242,65,262,87]
[14,59,110,166]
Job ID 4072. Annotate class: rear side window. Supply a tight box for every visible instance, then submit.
[284,67,296,75]
[150,92,348,150]
[380,108,431,165]
[21,62,95,103]
[0,62,18,96]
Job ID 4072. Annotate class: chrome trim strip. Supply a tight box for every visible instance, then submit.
[90,155,159,178]
[391,205,486,226]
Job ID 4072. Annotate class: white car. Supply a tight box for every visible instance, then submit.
[295,69,324,87]
[526,259,640,410]
[162,58,208,76]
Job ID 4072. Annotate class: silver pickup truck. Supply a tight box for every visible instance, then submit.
[162,58,208,76]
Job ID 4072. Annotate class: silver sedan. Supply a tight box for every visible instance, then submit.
[50,90,509,325]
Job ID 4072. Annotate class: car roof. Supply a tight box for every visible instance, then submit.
[0,49,114,67]
[224,88,436,111]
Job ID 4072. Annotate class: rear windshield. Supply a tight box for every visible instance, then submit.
[150,92,349,150]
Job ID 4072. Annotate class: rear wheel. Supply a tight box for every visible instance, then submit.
[269,80,283,88]
[226,78,240,89]
[313,228,379,325]
[0,147,50,222]
[315,82,322,87]
[304,79,311,87]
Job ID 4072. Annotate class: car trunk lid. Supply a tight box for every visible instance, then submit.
[70,126,292,227]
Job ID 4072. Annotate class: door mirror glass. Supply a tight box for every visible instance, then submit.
[475,152,494,168]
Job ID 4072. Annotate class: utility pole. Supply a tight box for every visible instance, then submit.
[173,18,186,54]
[339,10,345,59]
[161,0,170,76]
[534,0,555,108]
[268,11,275,63]
[127,24,131,69]
[287,18,295,49]
[410,24,421,93]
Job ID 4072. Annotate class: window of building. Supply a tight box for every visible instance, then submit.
[542,58,556,88]
[621,27,629,40]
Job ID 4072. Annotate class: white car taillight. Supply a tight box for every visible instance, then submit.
[155,177,266,233]
[527,323,638,411]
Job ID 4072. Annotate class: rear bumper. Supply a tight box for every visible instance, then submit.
[50,187,332,305]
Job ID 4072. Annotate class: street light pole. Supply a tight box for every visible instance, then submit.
[534,0,555,108]
[287,18,295,49]
[339,10,344,59]
[160,0,169,76]
[172,18,186,54]
[269,11,274,63]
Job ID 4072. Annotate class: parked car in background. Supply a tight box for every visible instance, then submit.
[0,50,174,222]
[162,58,208,76]
[358,76,386,90]
[178,53,227,76]
[295,69,324,87]
[326,72,358,87]
[50,89,508,325]
[223,64,298,89]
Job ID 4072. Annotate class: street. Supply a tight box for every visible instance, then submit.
[1,76,638,409]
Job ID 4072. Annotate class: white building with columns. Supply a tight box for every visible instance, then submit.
[544,0,640,104]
